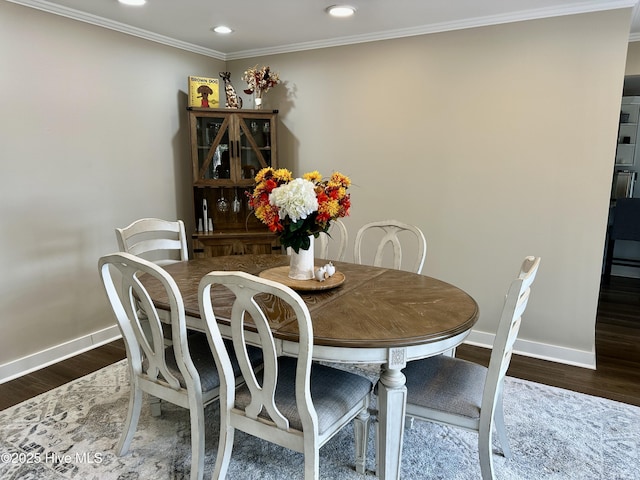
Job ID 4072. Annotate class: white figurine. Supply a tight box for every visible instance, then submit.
[325,262,336,277]
[314,266,327,282]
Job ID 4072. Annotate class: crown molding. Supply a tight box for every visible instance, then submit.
[8,0,639,61]
[6,0,226,60]
[227,0,638,59]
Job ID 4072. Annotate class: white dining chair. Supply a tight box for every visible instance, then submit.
[98,252,262,480]
[316,218,348,261]
[115,217,189,352]
[400,256,541,480]
[198,271,373,479]
[115,217,188,266]
[353,219,427,274]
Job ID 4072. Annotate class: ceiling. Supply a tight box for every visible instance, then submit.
[10,0,640,60]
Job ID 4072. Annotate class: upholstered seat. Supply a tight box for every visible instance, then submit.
[404,355,486,421]
[99,252,262,480]
[401,256,541,480]
[234,356,373,434]
[199,271,372,479]
[151,338,260,393]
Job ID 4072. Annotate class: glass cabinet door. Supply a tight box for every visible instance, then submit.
[195,115,231,182]
[237,116,274,181]
[191,110,277,187]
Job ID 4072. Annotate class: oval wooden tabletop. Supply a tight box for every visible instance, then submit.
[144,254,479,349]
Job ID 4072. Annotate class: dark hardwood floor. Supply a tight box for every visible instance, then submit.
[457,275,640,407]
[0,340,127,410]
[1,276,640,411]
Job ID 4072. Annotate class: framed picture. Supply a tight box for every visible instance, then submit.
[188,76,219,108]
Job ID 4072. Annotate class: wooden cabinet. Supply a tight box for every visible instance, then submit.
[187,107,280,257]
[192,231,280,257]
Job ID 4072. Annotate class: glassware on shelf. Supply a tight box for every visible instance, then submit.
[216,188,229,213]
[206,122,221,146]
[215,147,231,179]
[232,188,241,214]
[210,146,222,179]
[263,122,270,147]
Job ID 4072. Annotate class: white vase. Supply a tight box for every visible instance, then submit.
[289,237,315,280]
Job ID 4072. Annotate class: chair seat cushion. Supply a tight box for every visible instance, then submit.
[234,357,372,435]
[160,333,263,393]
[404,355,487,420]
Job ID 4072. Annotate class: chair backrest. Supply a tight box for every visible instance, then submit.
[98,252,199,392]
[315,218,348,261]
[353,219,427,274]
[115,218,188,266]
[483,256,541,413]
[198,271,316,433]
[610,198,640,241]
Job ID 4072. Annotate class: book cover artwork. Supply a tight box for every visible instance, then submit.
[188,76,219,108]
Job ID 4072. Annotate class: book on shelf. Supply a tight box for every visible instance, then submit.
[188,76,220,108]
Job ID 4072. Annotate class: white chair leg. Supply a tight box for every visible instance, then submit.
[117,383,143,455]
[354,407,370,473]
[494,394,512,458]
[188,398,206,480]
[373,415,379,476]
[150,396,162,417]
[212,414,235,480]
[304,439,320,479]
[478,418,495,480]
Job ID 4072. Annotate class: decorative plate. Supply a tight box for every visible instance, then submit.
[258,266,345,291]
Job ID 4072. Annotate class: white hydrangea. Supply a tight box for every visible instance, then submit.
[269,178,318,223]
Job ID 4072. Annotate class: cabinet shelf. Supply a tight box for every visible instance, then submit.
[616,98,640,167]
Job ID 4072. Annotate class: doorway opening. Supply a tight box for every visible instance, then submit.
[596,76,640,385]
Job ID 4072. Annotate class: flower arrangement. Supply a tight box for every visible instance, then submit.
[248,167,351,253]
[242,65,281,99]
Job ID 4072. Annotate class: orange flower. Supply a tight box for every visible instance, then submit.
[249,168,351,250]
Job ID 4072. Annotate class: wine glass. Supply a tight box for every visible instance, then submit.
[231,188,241,214]
[217,188,229,213]
[263,122,271,147]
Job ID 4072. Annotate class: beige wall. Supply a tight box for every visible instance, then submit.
[0,2,223,372]
[0,2,632,376]
[229,10,631,366]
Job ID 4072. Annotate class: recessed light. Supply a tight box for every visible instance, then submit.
[213,26,233,34]
[118,0,146,6]
[326,5,356,17]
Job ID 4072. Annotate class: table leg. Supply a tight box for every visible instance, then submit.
[376,361,407,479]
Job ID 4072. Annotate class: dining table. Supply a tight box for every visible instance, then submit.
[142,253,479,479]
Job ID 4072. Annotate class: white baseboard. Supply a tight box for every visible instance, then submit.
[464,330,596,370]
[0,325,122,384]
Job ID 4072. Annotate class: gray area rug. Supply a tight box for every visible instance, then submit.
[1,359,639,479]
